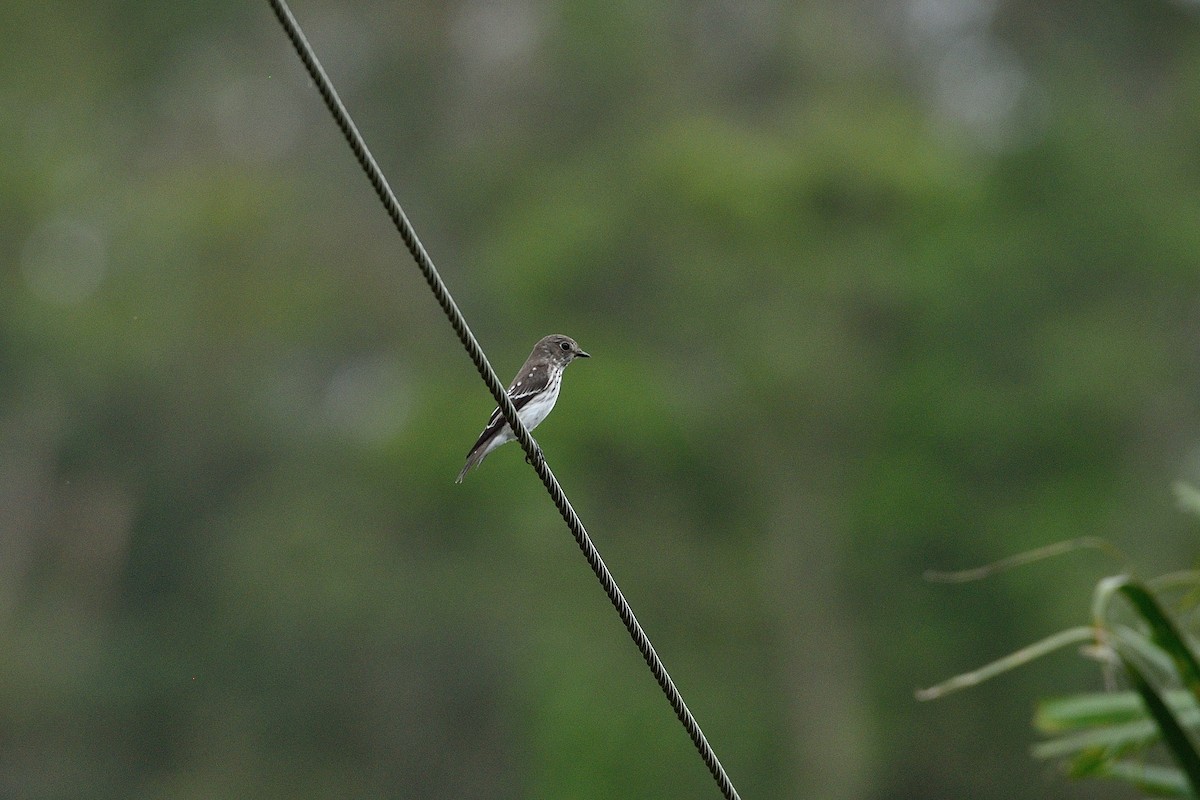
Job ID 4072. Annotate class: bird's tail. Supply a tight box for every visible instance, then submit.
[455,447,488,483]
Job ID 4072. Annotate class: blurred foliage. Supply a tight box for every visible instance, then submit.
[3,0,1200,798]
[921,525,1200,797]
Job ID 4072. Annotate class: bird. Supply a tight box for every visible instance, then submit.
[456,334,590,483]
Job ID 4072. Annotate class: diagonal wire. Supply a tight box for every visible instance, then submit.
[266,2,741,798]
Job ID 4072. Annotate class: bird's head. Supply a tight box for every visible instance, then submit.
[537,334,590,366]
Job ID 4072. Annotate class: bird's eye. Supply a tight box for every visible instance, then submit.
[559,341,571,351]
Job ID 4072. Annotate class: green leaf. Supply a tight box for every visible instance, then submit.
[1033,717,1163,760]
[1065,747,1115,778]
[1173,482,1200,519]
[1114,625,1183,678]
[1105,761,1191,797]
[1117,580,1200,704]
[1035,690,1197,734]
[1121,652,1200,796]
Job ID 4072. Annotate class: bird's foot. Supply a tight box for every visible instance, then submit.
[524,444,544,468]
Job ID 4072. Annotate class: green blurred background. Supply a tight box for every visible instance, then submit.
[4,0,1200,797]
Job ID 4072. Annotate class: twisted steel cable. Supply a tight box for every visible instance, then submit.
[266,2,741,797]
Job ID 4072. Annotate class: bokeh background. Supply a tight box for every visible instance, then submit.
[4,0,1200,797]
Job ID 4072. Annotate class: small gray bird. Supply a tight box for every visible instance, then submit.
[456,334,590,482]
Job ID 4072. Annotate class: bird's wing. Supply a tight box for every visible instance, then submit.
[465,368,552,456]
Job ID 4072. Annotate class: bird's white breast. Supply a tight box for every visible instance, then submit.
[517,369,562,431]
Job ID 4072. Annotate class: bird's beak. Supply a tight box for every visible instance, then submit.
[576,349,590,358]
